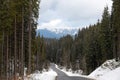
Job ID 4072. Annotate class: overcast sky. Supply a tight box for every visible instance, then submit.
[37,0,112,30]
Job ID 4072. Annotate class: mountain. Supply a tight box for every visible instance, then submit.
[36,28,78,38]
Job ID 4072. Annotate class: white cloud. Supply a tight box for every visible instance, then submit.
[38,19,61,29]
[38,0,113,30]
[37,19,79,30]
[49,19,61,26]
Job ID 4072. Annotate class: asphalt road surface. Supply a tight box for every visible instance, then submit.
[50,63,95,80]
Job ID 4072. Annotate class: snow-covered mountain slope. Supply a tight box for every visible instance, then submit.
[36,28,78,38]
[88,59,120,80]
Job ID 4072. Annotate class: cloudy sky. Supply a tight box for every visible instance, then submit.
[37,0,112,30]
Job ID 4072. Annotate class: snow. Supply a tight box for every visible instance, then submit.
[55,64,82,76]
[60,68,95,79]
[88,59,120,80]
[24,59,120,80]
[24,68,27,76]
[55,64,95,80]
[26,68,57,80]
[98,67,120,80]
[60,68,82,76]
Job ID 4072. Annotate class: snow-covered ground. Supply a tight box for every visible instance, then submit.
[60,68,95,79]
[89,59,120,80]
[61,68,82,76]
[25,59,120,80]
[26,68,57,80]
[98,67,120,80]
[56,65,83,76]
[55,64,96,79]
[56,59,120,80]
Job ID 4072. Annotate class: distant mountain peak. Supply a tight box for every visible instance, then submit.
[36,28,78,38]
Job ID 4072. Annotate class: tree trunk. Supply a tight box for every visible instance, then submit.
[117,32,120,60]
[14,16,17,80]
[6,35,9,80]
[28,0,32,74]
[37,51,39,70]
[1,31,4,79]
[21,7,24,78]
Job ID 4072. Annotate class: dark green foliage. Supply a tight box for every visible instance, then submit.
[112,0,120,61]
[34,33,47,72]
[0,0,40,79]
[100,6,113,61]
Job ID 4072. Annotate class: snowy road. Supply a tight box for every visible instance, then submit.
[51,63,94,80]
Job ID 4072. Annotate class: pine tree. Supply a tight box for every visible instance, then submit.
[112,0,120,61]
[100,6,113,61]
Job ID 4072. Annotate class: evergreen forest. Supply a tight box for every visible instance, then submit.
[0,0,120,80]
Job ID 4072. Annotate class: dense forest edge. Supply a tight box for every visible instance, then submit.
[0,0,120,80]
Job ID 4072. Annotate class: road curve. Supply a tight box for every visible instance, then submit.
[50,63,95,80]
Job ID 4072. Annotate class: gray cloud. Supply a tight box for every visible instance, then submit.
[38,0,112,29]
